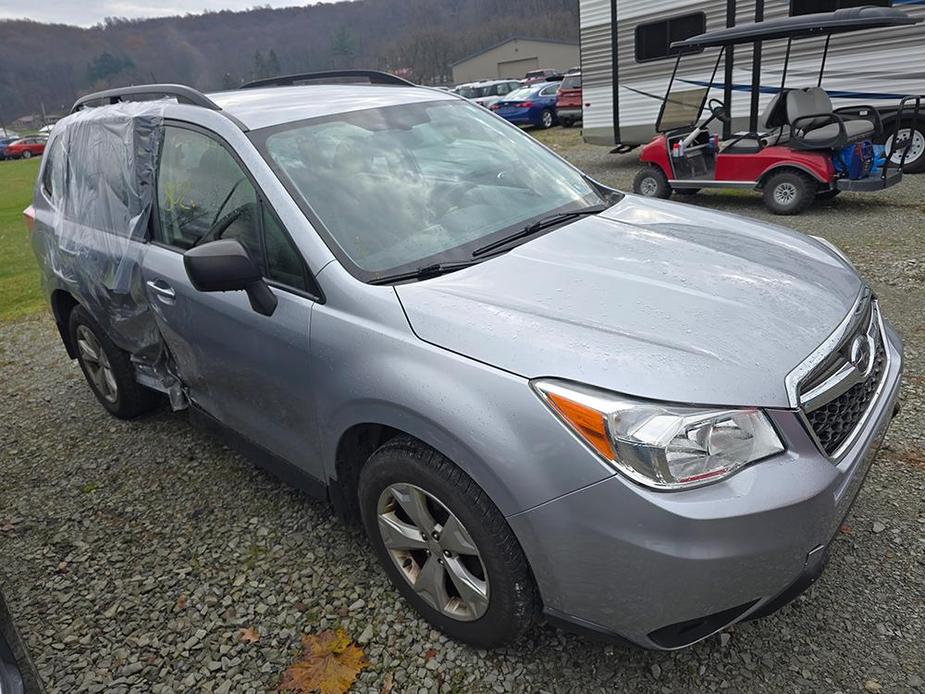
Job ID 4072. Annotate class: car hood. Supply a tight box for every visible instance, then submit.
[395,195,863,407]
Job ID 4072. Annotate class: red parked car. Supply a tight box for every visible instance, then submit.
[5,137,47,160]
[555,72,582,128]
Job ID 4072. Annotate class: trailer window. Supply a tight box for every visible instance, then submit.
[635,12,706,63]
[790,0,890,16]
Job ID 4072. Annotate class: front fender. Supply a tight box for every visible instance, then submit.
[309,267,614,517]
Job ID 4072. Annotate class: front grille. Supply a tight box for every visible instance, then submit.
[800,301,886,457]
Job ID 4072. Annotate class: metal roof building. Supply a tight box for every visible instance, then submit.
[451,36,579,84]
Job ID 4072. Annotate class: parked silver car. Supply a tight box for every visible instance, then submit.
[27,71,903,650]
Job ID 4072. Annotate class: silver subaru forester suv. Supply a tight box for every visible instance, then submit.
[27,71,902,650]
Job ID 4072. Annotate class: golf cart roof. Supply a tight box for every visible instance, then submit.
[672,6,920,50]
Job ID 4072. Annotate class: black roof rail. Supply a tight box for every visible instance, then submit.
[240,69,415,89]
[71,84,222,114]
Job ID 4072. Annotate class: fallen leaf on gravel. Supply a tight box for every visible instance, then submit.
[279,629,367,694]
[864,679,882,692]
[240,627,260,644]
[424,648,437,660]
[839,524,852,535]
[175,594,187,610]
[380,671,393,694]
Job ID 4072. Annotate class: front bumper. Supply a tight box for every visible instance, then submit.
[508,321,903,649]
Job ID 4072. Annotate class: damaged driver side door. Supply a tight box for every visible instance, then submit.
[141,122,324,480]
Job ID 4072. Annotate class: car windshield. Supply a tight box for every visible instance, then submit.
[505,87,537,101]
[253,99,606,279]
[457,85,489,98]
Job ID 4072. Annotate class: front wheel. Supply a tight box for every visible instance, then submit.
[20,150,32,159]
[762,170,816,215]
[633,165,671,199]
[539,109,555,129]
[358,436,539,648]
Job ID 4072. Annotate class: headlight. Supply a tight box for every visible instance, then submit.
[532,379,784,490]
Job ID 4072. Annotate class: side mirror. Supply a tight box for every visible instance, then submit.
[183,239,278,316]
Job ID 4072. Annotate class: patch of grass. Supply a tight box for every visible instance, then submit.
[0,158,44,321]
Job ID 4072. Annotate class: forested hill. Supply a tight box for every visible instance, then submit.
[0,0,578,121]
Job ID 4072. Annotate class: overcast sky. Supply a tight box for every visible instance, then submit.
[0,1,329,27]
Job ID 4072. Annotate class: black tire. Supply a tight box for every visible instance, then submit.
[358,436,539,648]
[762,169,816,215]
[69,305,160,419]
[816,188,841,200]
[539,109,555,129]
[633,165,671,199]
[673,187,700,196]
[560,118,574,128]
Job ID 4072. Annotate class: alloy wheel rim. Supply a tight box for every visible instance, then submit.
[886,128,925,165]
[543,112,553,128]
[640,177,658,196]
[774,182,797,206]
[76,325,118,403]
[376,483,489,621]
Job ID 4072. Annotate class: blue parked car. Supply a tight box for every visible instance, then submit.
[490,82,560,129]
[0,137,20,160]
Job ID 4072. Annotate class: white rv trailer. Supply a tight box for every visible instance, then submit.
[579,0,925,168]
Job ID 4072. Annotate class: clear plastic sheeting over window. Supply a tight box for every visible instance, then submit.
[36,101,185,407]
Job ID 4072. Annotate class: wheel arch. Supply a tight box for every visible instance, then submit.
[758,163,828,188]
[51,289,80,358]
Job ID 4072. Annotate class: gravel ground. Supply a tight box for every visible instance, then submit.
[1,127,924,693]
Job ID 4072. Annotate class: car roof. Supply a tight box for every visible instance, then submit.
[206,84,458,131]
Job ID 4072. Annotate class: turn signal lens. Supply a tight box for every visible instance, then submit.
[544,391,615,460]
[533,379,784,490]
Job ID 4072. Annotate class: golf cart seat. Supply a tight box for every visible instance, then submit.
[720,94,792,153]
[785,87,879,149]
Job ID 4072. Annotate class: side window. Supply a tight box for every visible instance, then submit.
[157,126,258,251]
[156,125,311,293]
[262,207,308,291]
[42,137,63,198]
[635,12,706,62]
[541,85,558,97]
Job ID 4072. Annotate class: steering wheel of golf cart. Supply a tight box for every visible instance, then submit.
[708,98,732,125]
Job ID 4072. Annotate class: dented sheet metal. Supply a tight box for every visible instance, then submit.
[39,101,185,407]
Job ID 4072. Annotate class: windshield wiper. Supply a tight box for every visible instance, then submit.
[471,204,609,257]
[368,260,479,285]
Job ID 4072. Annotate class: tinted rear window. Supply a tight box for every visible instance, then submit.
[560,75,581,90]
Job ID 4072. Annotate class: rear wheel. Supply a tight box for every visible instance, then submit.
[884,123,925,174]
[763,170,816,215]
[69,305,160,419]
[539,109,555,129]
[633,166,671,199]
[358,436,539,648]
[560,118,574,128]
[20,150,31,159]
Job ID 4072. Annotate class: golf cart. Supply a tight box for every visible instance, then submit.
[632,6,922,215]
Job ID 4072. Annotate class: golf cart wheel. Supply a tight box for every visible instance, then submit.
[633,166,671,199]
[539,109,555,129]
[21,150,32,159]
[816,189,841,200]
[358,436,539,648]
[883,122,925,174]
[763,170,815,215]
[673,187,699,196]
[69,305,160,419]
